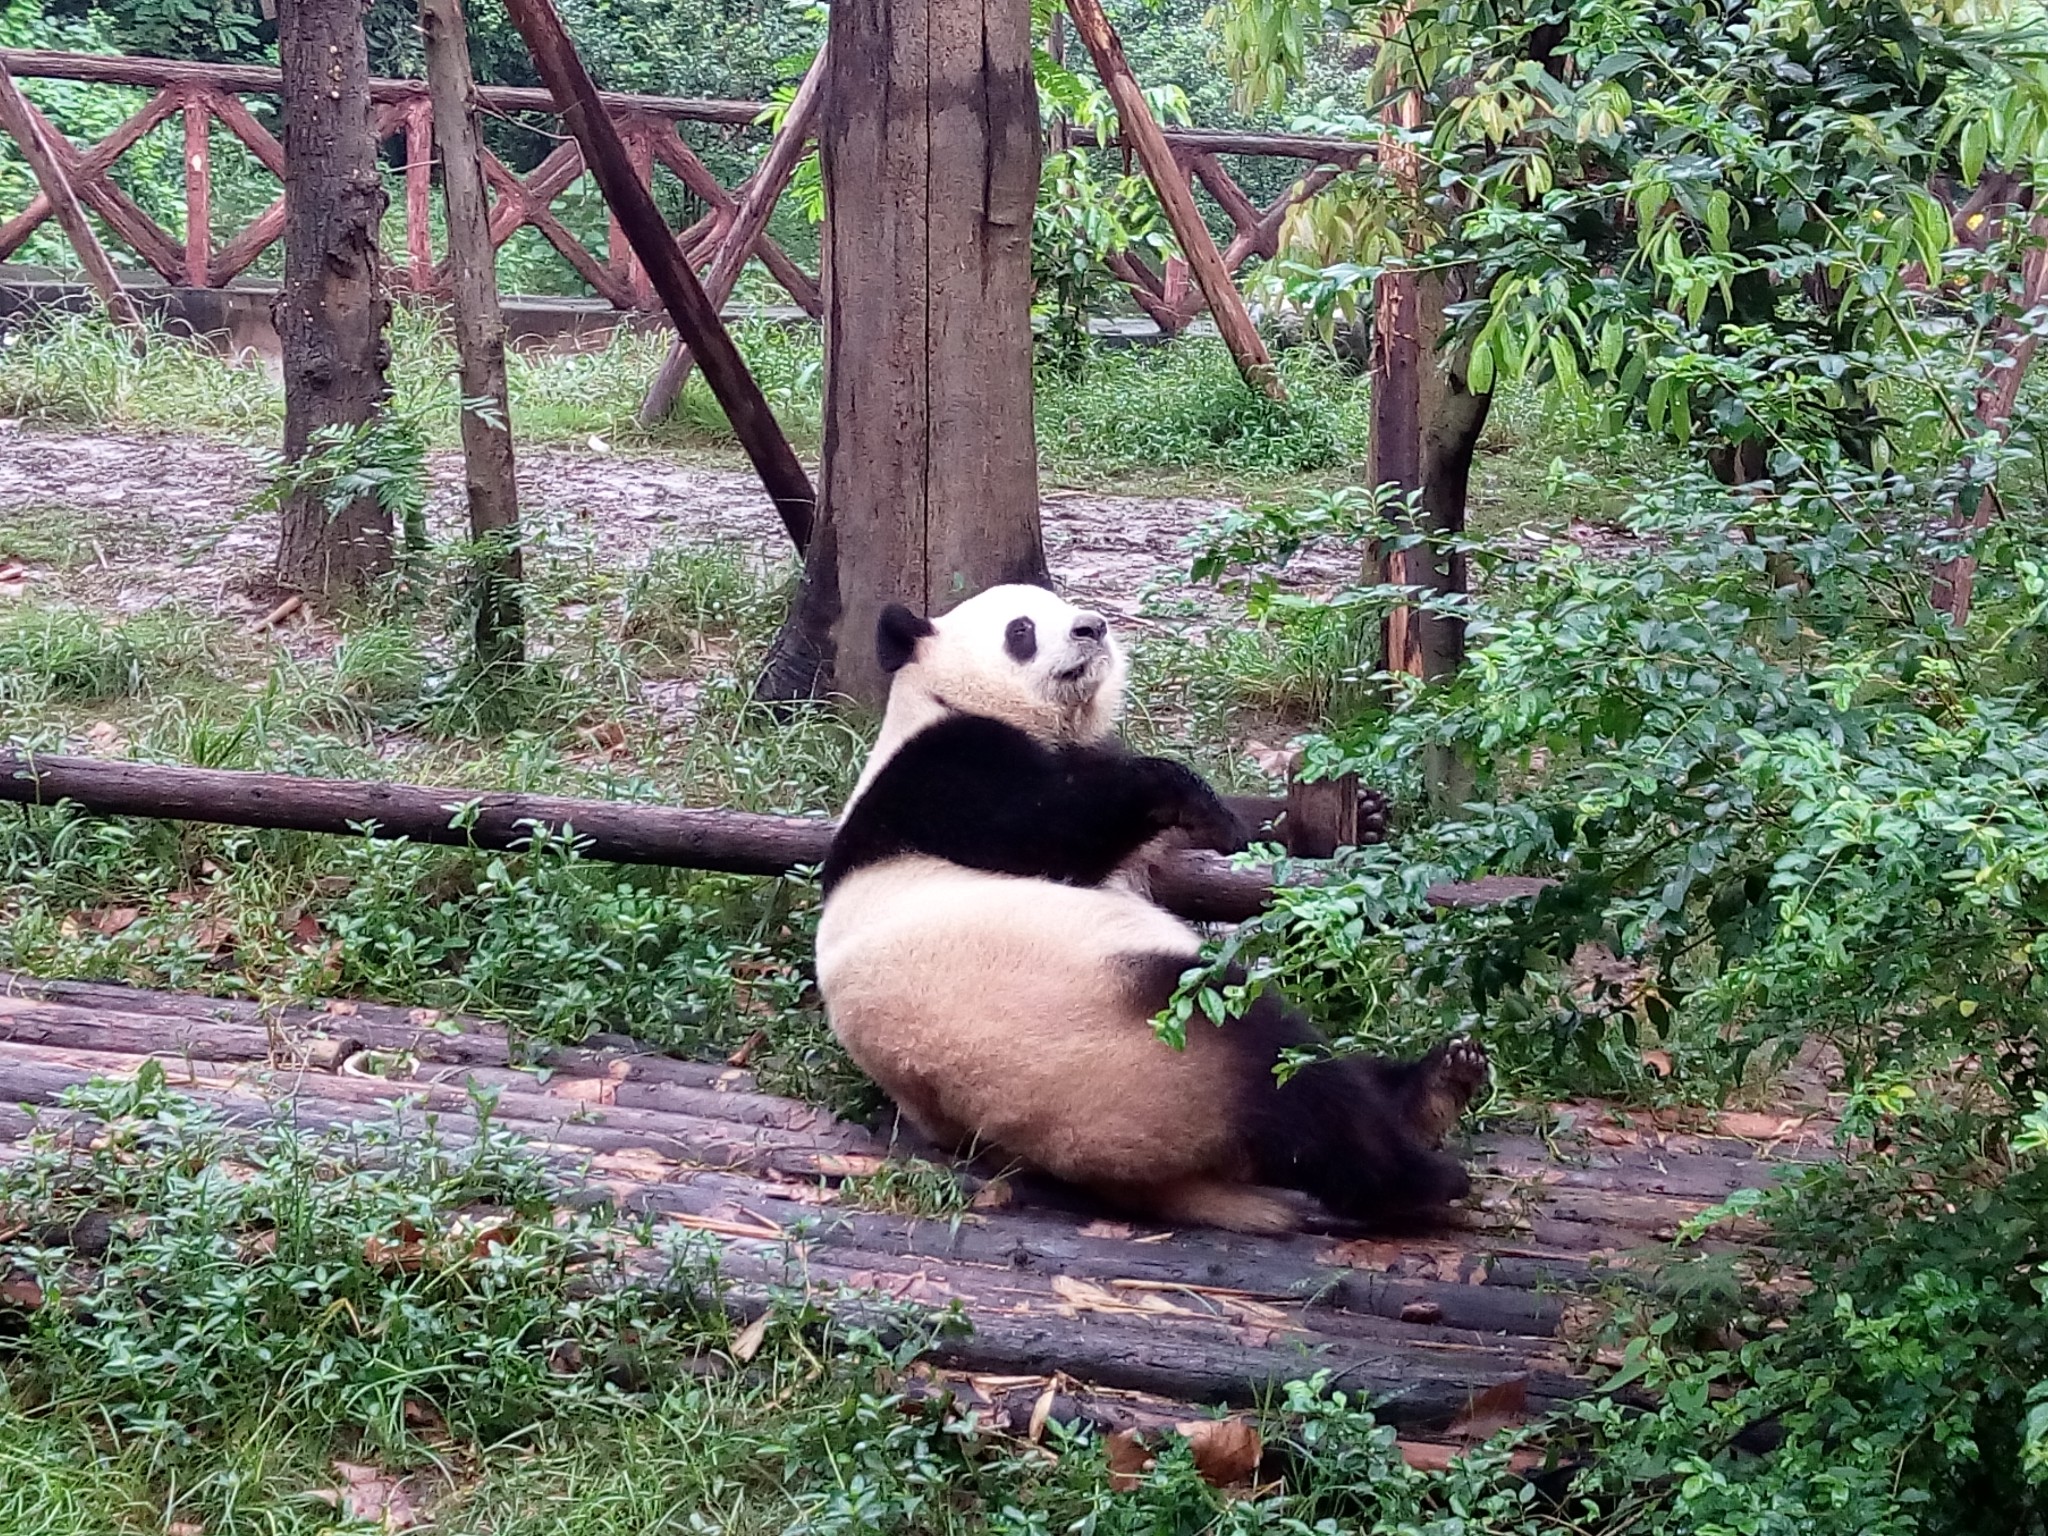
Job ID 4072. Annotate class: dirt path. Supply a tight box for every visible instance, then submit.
[0,425,1368,628]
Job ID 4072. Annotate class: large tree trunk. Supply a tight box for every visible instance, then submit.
[756,0,1046,707]
[273,0,394,602]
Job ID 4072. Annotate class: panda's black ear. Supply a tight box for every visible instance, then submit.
[876,603,936,673]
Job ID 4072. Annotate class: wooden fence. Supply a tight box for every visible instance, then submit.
[0,47,1365,329]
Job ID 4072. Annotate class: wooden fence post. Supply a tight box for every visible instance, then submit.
[1063,0,1281,399]
[638,43,829,430]
[403,96,434,291]
[181,93,209,287]
[0,59,143,336]
[502,0,818,552]
[422,0,524,673]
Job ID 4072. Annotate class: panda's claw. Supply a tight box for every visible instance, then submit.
[1438,1036,1490,1098]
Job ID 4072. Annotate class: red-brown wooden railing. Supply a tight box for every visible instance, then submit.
[0,47,1366,326]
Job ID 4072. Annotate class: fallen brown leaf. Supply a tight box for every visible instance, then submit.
[0,1276,43,1309]
[327,1461,420,1531]
[83,720,124,751]
[579,720,628,755]
[726,1028,767,1067]
[362,1234,426,1273]
[813,1153,886,1177]
[969,1178,1013,1211]
[1447,1377,1530,1444]
[190,916,235,955]
[1642,1049,1674,1078]
[589,1146,670,1179]
[166,1522,206,1536]
[1716,1111,1805,1141]
[729,1312,771,1363]
[1399,1299,1444,1325]
[1175,1418,1262,1486]
[1026,1379,1058,1442]
[1077,1219,1136,1240]
[90,906,141,937]
[1105,1429,1155,1491]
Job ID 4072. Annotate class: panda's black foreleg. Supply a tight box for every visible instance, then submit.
[1117,754,1251,856]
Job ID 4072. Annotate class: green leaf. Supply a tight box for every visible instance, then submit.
[1548,331,1580,389]
[1468,331,1497,395]
[1596,317,1625,373]
[1960,117,1988,185]
[1905,187,1948,279]
[1705,191,1731,252]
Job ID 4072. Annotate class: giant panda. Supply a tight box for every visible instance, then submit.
[814,583,1487,1235]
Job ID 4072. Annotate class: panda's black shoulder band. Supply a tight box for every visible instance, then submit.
[822,714,1247,891]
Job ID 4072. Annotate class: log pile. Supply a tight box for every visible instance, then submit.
[0,970,1831,1456]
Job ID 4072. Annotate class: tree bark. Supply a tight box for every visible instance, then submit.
[272,0,395,602]
[1368,174,1490,810]
[421,0,524,673]
[758,0,1046,706]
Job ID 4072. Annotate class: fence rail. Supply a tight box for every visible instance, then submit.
[0,47,1366,326]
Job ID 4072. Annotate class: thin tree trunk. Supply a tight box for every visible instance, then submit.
[272,0,394,602]
[421,0,523,672]
[1931,222,2048,627]
[757,0,1045,706]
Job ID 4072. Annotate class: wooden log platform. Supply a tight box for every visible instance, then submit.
[0,971,1830,1455]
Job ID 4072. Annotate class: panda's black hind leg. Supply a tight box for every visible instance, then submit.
[1364,1035,1490,1148]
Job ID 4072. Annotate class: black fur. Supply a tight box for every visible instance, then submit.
[822,714,1248,892]
[1122,956,1473,1221]
[1003,617,1037,662]
[877,604,936,674]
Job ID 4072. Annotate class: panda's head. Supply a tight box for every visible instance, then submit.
[845,585,1127,808]
[880,583,1127,740]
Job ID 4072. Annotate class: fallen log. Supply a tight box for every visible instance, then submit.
[0,751,1550,924]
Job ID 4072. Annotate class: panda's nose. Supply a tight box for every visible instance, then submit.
[1070,613,1107,643]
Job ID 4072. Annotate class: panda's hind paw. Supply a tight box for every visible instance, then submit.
[1404,1036,1490,1147]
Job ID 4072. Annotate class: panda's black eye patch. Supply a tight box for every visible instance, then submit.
[1004,616,1037,663]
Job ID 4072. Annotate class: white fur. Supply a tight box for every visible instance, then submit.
[816,858,1234,1180]
[843,584,1127,814]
